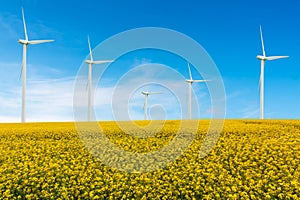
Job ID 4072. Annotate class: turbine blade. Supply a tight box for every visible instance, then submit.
[87,35,93,61]
[19,65,23,80]
[86,80,89,91]
[260,25,266,57]
[92,60,114,64]
[28,40,54,45]
[265,56,289,61]
[86,71,90,92]
[19,45,27,80]
[188,62,193,80]
[21,7,28,41]
[258,73,261,92]
[192,79,210,83]
[148,92,163,94]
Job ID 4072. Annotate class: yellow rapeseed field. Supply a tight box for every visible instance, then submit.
[0,120,299,199]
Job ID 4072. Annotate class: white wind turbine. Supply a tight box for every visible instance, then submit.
[256,26,289,119]
[85,36,113,121]
[18,8,54,123]
[185,63,209,120]
[141,90,162,120]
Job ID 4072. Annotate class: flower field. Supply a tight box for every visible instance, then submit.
[0,120,299,199]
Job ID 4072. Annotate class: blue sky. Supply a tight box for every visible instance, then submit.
[0,0,299,122]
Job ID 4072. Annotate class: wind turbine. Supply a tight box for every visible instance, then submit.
[85,36,113,121]
[18,8,54,123]
[141,90,162,120]
[185,63,209,120]
[256,25,289,119]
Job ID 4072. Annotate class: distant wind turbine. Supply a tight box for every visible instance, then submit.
[256,26,289,119]
[185,63,209,120]
[141,91,162,120]
[18,7,54,123]
[85,36,113,121]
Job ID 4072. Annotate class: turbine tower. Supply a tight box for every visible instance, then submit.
[256,26,289,119]
[18,8,54,123]
[85,36,113,121]
[141,91,162,120]
[185,63,209,120]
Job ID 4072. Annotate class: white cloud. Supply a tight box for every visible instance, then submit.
[91,63,211,121]
[0,76,75,122]
[240,105,259,119]
[0,12,20,39]
[0,60,213,122]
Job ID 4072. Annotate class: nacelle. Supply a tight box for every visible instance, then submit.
[18,39,28,45]
[256,55,265,60]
